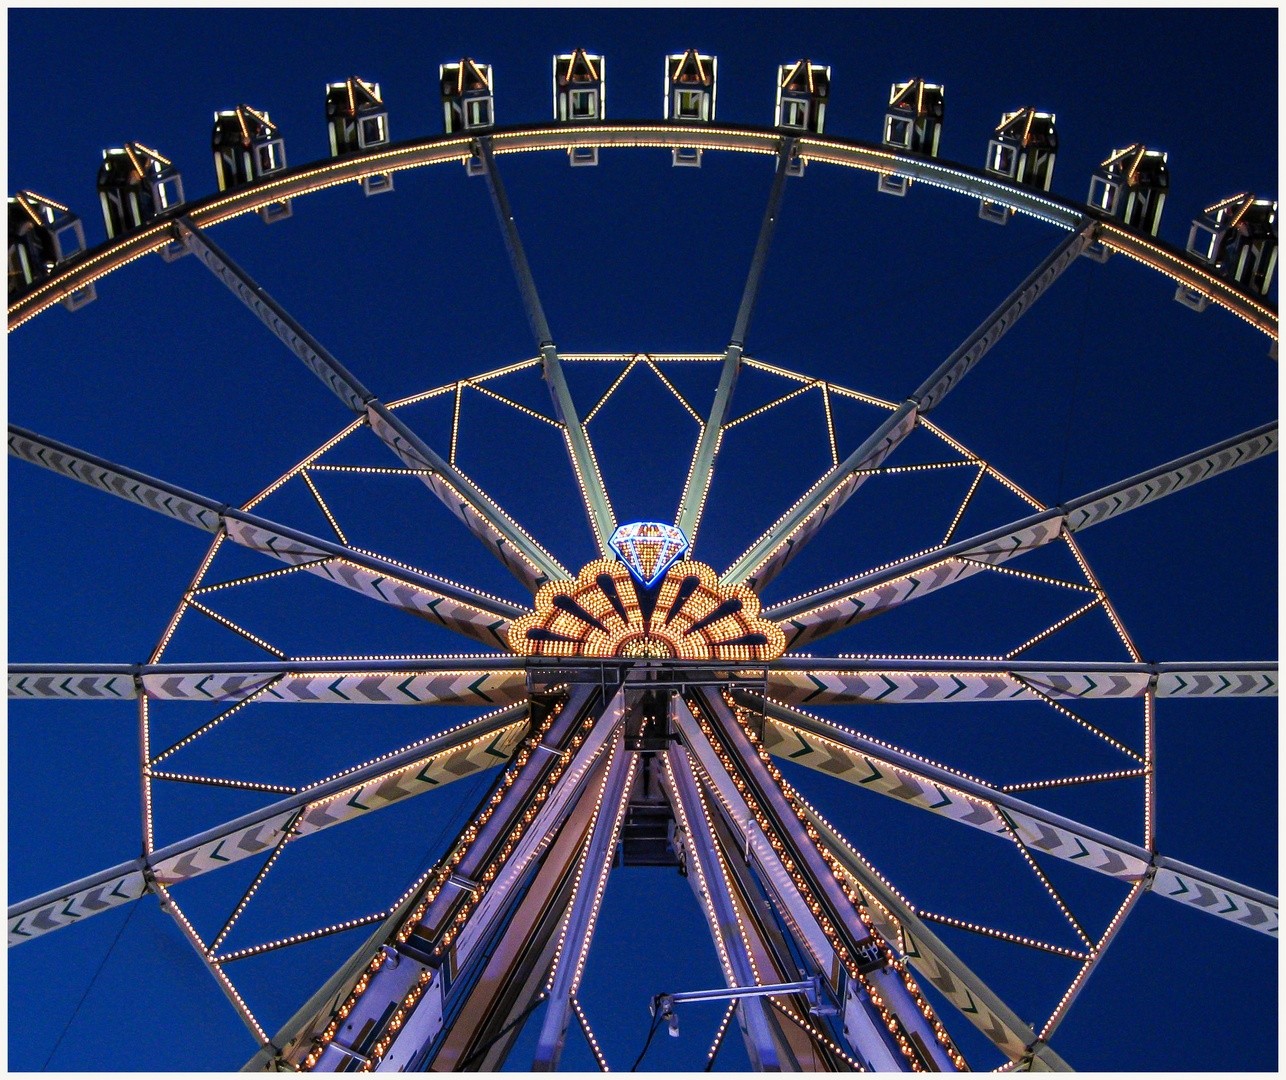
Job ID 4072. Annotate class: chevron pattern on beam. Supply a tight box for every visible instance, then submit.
[777,517,1063,649]
[8,671,138,699]
[149,721,527,887]
[294,725,525,837]
[135,670,527,705]
[221,519,512,648]
[256,671,528,706]
[1156,670,1276,697]
[1066,428,1277,532]
[8,430,219,532]
[760,719,1149,883]
[1151,866,1277,935]
[766,669,1153,705]
[899,926,1029,1061]
[8,870,147,946]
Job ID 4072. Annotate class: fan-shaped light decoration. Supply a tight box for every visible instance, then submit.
[508,558,786,661]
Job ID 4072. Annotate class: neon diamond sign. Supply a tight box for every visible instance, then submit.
[608,521,689,588]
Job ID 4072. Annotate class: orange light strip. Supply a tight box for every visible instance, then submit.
[300,469,347,544]
[187,598,287,658]
[1001,767,1149,794]
[148,675,285,766]
[1011,673,1145,762]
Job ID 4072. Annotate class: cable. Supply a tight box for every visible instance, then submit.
[457,992,548,1070]
[631,1009,665,1071]
[411,768,489,879]
[43,899,139,1069]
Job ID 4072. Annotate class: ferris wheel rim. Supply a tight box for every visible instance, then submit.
[7,121,1279,339]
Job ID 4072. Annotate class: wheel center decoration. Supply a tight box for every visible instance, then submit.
[507,521,787,661]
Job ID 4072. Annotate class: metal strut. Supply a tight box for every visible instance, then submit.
[677,137,796,551]
[8,703,529,945]
[172,218,568,592]
[754,696,1279,936]
[7,424,526,649]
[531,733,636,1070]
[9,657,1275,705]
[476,137,617,558]
[664,740,793,1070]
[722,221,1095,591]
[766,420,1278,648]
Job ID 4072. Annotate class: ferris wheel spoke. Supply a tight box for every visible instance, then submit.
[13,657,1273,707]
[678,140,796,549]
[795,795,1073,1070]
[8,424,527,649]
[172,219,567,591]
[676,690,968,1071]
[752,696,1279,936]
[301,685,626,1072]
[8,658,531,706]
[7,702,529,946]
[767,421,1278,649]
[722,222,1095,591]
[762,658,1277,706]
[531,733,637,1070]
[476,139,617,557]
[662,740,809,1071]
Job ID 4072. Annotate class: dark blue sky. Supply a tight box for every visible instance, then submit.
[8,8,1276,1073]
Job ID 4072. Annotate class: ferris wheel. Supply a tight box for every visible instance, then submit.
[8,43,1277,1074]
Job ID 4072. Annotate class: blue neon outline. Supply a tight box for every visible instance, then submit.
[608,521,689,589]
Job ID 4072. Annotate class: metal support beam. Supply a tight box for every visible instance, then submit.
[427,768,606,1071]
[761,659,1277,705]
[767,421,1278,648]
[803,804,1071,1070]
[9,659,530,707]
[8,424,526,649]
[680,689,963,1071]
[663,741,792,1071]
[476,138,617,557]
[8,703,528,945]
[753,696,1278,936]
[911,218,1095,413]
[12,658,1274,708]
[722,223,1095,591]
[173,218,567,591]
[314,686,625,1072]
[531,733,636,1070]
[672,752,869,1070]
[677,139,794,549]
[445,805,592,1071]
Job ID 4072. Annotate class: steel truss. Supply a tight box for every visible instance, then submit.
[9,104,1277,1075]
